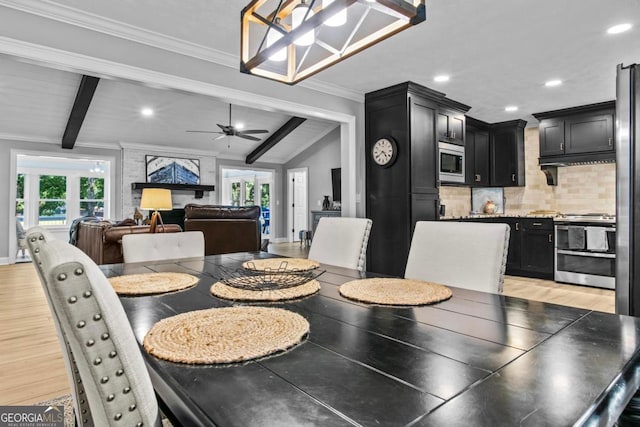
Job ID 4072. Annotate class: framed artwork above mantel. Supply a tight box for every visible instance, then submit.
[146,155,200,185]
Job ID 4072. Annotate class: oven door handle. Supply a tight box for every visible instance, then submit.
[556,249,616,258]
[555,226,616,232]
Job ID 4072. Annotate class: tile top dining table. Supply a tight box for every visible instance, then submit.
[102,252,640,427]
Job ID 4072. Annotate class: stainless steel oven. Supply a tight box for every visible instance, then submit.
[554,214,616,289]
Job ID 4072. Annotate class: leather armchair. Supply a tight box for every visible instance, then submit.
[184,204,261,255]
[75,221,182,264]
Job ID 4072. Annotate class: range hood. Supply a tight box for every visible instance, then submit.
[539,155,615,186]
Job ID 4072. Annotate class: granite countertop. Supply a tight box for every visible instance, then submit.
[441,213,560,220]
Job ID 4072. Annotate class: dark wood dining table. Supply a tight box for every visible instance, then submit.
[101,252,640,427]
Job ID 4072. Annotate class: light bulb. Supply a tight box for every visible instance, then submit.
[266,18,287,61]
[323,0,346,27]
[292,1,315,46]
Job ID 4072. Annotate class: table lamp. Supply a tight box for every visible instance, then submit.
[140,188,172,233]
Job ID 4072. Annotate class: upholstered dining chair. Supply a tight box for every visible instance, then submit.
[404,221,510,293]
[26,226,162,427]
[307,217,373,271]
[121,231,205,263]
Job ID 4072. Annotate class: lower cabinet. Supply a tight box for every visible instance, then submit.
[311,210,341,233]
[455,217,554,280]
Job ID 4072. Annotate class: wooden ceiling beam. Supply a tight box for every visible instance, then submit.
[245,116,306,164]
[61,75,100,149]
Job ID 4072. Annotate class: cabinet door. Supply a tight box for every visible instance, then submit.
[521,228,554,278]
[437,110,465,145]
[565,112,614,154]
[505,220,522,273]
[437,111,450,142]
[473,130,490,186]
[491,128,518,187]
[410,99,437,193]
[539,119,565,157]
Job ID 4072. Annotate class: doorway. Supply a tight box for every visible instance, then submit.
[219,167,274,239]
[287,168,309,243]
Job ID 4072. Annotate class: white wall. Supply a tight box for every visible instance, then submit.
[284,127,341,227]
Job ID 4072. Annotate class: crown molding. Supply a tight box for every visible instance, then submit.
[0,0,364,102]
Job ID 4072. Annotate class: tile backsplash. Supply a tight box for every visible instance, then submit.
[440,127,616,216]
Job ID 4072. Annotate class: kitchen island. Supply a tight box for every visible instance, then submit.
[105,252,640,426]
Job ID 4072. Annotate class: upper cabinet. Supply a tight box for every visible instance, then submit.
[465,117,526,187]
[437,106,466,146]
[534,101,615,164]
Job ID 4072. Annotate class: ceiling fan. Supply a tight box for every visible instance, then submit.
[186,104,269,144]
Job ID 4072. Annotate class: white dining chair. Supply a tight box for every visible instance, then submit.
[26,226,162,427]
[121,231,205,263]
[404,221,510,293]
[307,217,373,271]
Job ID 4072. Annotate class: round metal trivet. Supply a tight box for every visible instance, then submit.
[339,278,452,306]
[143,306,309,364]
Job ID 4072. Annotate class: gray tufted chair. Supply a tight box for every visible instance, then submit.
[307,217,373,271]
[404,221,511,293]
[26,226,161,427]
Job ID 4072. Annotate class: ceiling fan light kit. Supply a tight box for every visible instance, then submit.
[240,0,426,85]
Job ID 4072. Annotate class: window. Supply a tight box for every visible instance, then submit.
[244,181,255,206]
[80,177,105,219]
[16,173,25,225]
[231,182,241,206]
[38,175,67,225]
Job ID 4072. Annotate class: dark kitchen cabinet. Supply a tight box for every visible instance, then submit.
[437,106,466,146]
[465,117,491,186]
[534,101,615,164]
[491,120,526,187]
[365,82,444,277]
[520,219,554,278]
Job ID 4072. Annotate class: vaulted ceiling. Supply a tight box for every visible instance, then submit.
[0,0,638,162]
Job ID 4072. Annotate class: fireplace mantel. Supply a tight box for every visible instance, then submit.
[131,182,215,199]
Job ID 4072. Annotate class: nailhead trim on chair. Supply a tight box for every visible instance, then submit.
[356,219,373,271]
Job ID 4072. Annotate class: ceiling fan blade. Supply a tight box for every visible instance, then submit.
[237,129,269,135]
[237,134,262,141]
[213,134,226,141]
[186,130,223,134]
[216,123,228,131]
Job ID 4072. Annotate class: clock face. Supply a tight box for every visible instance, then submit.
[372,137,397,167]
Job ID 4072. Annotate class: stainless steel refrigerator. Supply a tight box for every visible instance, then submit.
[616,63,640,315]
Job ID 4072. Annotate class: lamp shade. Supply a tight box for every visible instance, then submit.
[140,188,172,211]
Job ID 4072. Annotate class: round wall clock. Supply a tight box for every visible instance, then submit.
[371,137,398,167]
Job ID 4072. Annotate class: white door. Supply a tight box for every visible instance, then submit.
[287,168,308,242]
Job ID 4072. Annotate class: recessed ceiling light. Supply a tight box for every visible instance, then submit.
[505,106,518,112]
[141,108,154,117]
[235,123,245,130]
[607,23,632,34]
[434,75,450,83]
[545,79,563,87]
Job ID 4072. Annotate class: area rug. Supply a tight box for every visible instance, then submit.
[210,279,320,301]
[242,257,319,272]
[108,272,198,295]
[339,278,452,306]
[143,306,309,364]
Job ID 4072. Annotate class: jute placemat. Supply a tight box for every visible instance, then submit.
[339,278,452,306]
[242,258,320,272]
[210,279,320,301]
[143,306,309,364]
[108,272,199,295]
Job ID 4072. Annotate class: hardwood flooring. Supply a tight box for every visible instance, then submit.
[0,244,614,406]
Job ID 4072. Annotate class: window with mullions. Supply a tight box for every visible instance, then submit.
[39,175,67,225]
[80,177,105,219]
[16,174,25,224]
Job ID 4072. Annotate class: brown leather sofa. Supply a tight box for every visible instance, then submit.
[75,221,182,264]
[184,204,261,255]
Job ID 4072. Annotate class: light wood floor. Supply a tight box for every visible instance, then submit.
[0,244,614,406]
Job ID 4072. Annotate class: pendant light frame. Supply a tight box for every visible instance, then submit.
[240,0,426,85]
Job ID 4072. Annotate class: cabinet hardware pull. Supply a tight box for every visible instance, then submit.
[560,142,564,150]
[533,222,542,226]
[511,173,516,182]
[548,234,552,243]
[609,137,613,146]
[515,223,519,231]
[452,131,455,139]
[475,174,481,182]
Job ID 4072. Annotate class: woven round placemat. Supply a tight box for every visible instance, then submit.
[339,278,452,306]
[242,258,320,272]
[210,279,320,301]
[143,306,309,364]
[108,272,199,296]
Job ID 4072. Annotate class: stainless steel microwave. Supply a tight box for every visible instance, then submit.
[439,141,465,183]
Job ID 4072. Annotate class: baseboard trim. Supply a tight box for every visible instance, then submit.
[0,257,11,265]
[270,237,288,243]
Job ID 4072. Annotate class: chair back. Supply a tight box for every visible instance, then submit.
[26,227,161,427]
[404,221,510,293]
[121,231,205,263]
[308,217,373,271]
